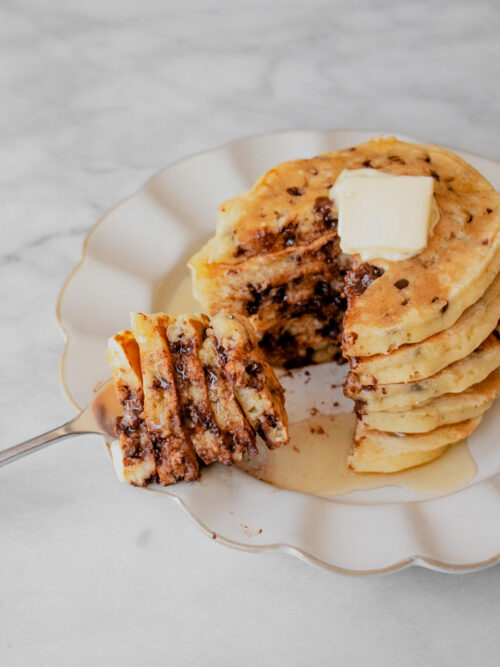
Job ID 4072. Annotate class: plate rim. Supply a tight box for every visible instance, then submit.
[55,128,500,575]
[145,486,500,576]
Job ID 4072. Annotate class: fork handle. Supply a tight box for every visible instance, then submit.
[0,422,78,468]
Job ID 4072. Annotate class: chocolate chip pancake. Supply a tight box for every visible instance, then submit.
[107,312,289,486]
[198,327,257,464]
[352,271,500,385]
[106,331,157,486]
[341,140,500,357]
[349,418,482,473]
[190,137,500,363]
[188,137,500,473]
[209,313,289,448]
[131,312,200,486]
[166,314,229,465]
[359,367,500,433]
[346,326,500,412]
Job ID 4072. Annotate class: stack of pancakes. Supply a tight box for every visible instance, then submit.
[190,138,500,472]
[106,312,288,486]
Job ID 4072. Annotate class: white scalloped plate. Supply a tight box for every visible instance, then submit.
[57,130,500,575]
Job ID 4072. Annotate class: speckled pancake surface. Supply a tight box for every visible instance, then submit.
[349,418,482,473]
[209,313,289,448]
[340,139,500,356]
[347,327,500,412]
[351,271,500,384]
[360,367,500,433]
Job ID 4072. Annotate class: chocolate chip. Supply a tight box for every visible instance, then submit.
[344,331,358,345]
[466,213,473,223]
[423,155,431,163]
[362,159,373,168]
[281,220,298,247]
[286,186,304,196]
[344,264,384,300]
[314,280,331,297]
[441,300,449,313]
[245,284,263,315]
[272,284,287,304]
[394,279,409,289]
[487,208,493,214]
[313,196,337,229]
[431,296,439,303]
[401,298,409,306]
[429,169,440,181]
[245,361,262,377]
[152,375,170,390]
[317,318,341,340]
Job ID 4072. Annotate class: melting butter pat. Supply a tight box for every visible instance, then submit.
[330,168,439,262]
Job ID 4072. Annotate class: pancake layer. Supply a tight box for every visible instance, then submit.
[346,327,500,412]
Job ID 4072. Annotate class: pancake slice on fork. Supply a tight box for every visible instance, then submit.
[166,313,224,465]
[106,331,157,486]
[199,328,257,464]
[210,313,289,449]
[131,312,199,485]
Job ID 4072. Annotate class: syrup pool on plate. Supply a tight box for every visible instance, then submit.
[237,412,477,498]
[164,275,478,498]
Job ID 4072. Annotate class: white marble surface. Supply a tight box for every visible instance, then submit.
[2,0,500,664]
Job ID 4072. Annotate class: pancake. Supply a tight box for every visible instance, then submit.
[192,234,347,366]
[350,444,448,474]
[198,329,257,464]
[342,140,500,356]
[131,313,200,485]
[166,314,223,465]
[359,367,500,433]
[190,137,500,365]
[349,418,481,473]
[351,271,500,384]
[346,327,500,411]
[107,311,289,485]
[209,313,289,448]
[106,331,157,486]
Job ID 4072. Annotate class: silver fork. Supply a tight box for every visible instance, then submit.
[0,381,118,468]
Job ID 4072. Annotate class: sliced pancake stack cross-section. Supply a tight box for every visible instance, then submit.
[189,137,500,472]
[106,312,289,486]
[189,155,352,368]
